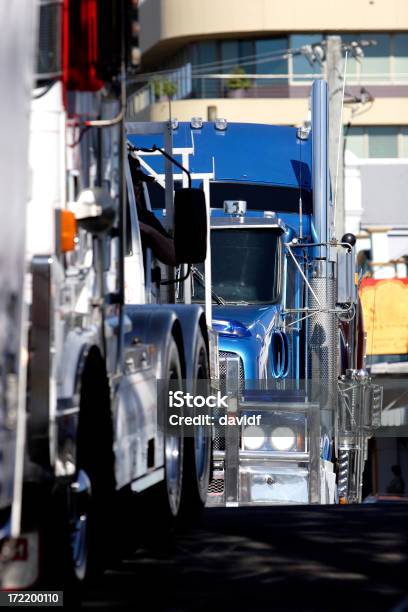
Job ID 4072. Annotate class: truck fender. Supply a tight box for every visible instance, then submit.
[124,305,185,379]
[54,329,101,478]
[165,304,208,386]
[57,328,100,400]
[122,306,185,477]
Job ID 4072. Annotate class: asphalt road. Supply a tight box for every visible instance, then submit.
[83,503,408,611]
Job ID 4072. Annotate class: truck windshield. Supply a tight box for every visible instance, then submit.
[193,228,281,304]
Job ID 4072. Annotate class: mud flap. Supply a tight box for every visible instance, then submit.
[0,532,39,590]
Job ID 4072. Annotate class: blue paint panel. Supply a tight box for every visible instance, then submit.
[213,304,281,380]
[127,122,312,190]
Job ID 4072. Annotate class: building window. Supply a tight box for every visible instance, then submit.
[346,127,365,157]
[255,38,287,85]
[402,128,408,158]
[157,32,408,102]
[220,40,240,70]
[192,41,219,98]
[368,126,399,158]
[290,34,323,82]
[239,40,255,73]
[342,33,408,83]
[360,33,391,82]
[394,34,408,83]
[191,37,288,96]
[346,126,408,158]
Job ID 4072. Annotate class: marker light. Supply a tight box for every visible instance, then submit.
[190,117,203,129]
[243,426,265,451]
[213,319,251,338]
[223,200,247,216]
[263,211,277,220]
[270,426,296,451]
[215,118,227,131]
[296,125,311,140]
[60,210,77,252]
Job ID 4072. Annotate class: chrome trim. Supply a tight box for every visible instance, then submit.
[242,401,316,413]
[213,450,309,462]
[311,79,330,259]
[241,451,309,462]
[211,217,286,231]
[69,469,91,582]
[307,401,321,504]
[56,398,79,418]
[224,396,240,505]
[130,468,165,493]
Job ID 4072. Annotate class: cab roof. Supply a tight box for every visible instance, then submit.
[127,121,312,192]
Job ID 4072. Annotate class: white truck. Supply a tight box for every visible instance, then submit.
[1,0,214,591]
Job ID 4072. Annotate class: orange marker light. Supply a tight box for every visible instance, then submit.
[60,210,77,252]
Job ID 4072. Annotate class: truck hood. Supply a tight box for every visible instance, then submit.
[212,304,280,338]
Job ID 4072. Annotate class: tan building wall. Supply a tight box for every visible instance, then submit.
[129,96,408,127]
[140,0,408,62]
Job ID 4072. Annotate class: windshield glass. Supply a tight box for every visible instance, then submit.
[193,228,281,304]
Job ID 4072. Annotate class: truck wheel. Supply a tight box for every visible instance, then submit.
[75,347,115,578]
[157,338,184,519]
[179,331,211,517]
[44,348,115,597]
[67,469,91,583]
[43,473,91,597]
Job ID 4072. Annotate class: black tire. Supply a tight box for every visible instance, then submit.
[75,347,116,580]
[40,348,114,599]
[41,481,89,603]
[179,331,211,519]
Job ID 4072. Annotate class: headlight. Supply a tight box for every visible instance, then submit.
[243,426,265,450]
[270,426,296,451]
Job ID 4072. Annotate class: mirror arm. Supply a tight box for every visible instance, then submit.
[161,264,191,286]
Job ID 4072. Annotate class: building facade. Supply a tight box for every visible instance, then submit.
[130,0,408,275]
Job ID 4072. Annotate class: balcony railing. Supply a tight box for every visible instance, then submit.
[128,66,408,117]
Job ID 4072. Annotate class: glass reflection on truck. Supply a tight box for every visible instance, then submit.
[193,229,281,304]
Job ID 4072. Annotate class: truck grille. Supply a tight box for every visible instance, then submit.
[219,351,244,390]
[214,351,244,451]
[208,478,224,496]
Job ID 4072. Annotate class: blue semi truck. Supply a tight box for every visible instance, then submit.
[128,80,382,506]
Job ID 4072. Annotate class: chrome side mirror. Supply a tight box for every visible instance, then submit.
[337,233,357,305]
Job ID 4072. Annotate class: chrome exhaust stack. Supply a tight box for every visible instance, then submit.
[308,80,338,417]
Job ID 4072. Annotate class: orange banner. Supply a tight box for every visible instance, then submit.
[360,278,408,356]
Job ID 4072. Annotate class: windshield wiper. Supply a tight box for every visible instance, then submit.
[192,266,226,306]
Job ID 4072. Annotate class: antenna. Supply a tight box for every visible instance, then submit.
[333,49,348,236]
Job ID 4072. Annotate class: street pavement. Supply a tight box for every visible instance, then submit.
[83,503,408,611]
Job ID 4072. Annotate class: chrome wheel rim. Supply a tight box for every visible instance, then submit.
[165,369,183,515]
[69,469,91,582]
[194,360,210,491]
[165,430,182,515]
